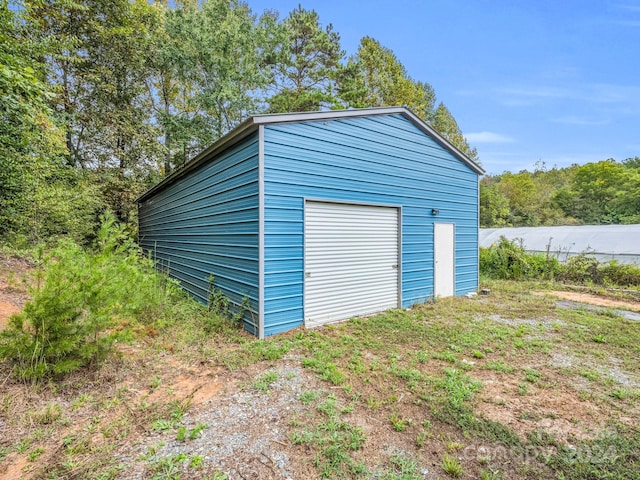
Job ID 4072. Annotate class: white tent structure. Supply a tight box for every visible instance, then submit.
[480,225,640,265]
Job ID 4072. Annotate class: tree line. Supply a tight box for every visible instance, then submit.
[1,0,477,245]
[481,158,640,227]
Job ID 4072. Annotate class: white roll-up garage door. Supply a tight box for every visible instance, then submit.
[304,201,400,327]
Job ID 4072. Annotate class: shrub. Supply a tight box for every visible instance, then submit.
[482,237,640,287]
[599,261,640,287]
[480,236,561,280]
[0,213,185,380]
[561,254,601,284]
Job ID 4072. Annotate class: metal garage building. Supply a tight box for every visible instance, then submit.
[138,107,484,338]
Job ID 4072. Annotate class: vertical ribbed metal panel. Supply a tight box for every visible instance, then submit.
[304,201,399,326]
[138,133,260,335]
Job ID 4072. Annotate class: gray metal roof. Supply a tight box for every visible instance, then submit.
[138,107,484,202]
[480,225,640,256]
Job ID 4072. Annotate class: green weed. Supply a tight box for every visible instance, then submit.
[380,453,421,479]
[27,447,44,462]
[290,394,367,478]
[441,453,463,477]
[150,376,162,390]
[610,387,640,401]
[436,368,482,411]
[302,356,345,385]
[148,453,187,479]
[175,425,187,442]
[206,473,228,480]
[484,360,514,374]
[480,469,502,480]
[523,368,542,383]
[253,371,279,392]
[546,424,640,479]
[299,390,321,405]
[578,369,600,382]
[30,402,62,425]
[389,412,411,432]
[447,441,463,451]
[15,438,31,454]
[189,423,207,440]
[415,430,432,447]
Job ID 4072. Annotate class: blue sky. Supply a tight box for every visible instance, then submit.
[249,0,640,174]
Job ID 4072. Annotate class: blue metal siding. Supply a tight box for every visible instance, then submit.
[139,133,260,334]
[263,114,479,335]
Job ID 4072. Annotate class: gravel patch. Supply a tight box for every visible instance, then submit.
[550,351,639,387]
[117,364,321,479]
[479,314,565,328]
[556,300,640,321]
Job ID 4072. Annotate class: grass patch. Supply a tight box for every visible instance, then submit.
[389,412,412,432]
[291,394,367,478]
[252,371,279,392]
[545,423,640,479]
[484,360,515,374]
[380,453,422,479]
[30,402,62,425]
[441,453,463,477]
[299,390,322,405]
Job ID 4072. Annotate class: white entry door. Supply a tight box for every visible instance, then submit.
[434,223,455,298]
[304,201,399,327]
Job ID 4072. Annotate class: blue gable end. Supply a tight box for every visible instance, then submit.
[262,114,479,336]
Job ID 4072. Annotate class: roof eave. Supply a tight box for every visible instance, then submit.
[136,116,259,202]
[137,106,484,203]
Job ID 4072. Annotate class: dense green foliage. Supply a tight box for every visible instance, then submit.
[481,158,640,227]
[0,1,102,244]
[1,0,482,244]
[479,237,561,281]
[3,0,638,243]
[0,214,190,380]
[480,236,640,286]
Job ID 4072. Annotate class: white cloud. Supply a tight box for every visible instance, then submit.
[617,3,640,12]
[498,86,572,99]
[496,83,640,107]
[613,20,640,26]
[551,116,610,125]
[465,131,515,143]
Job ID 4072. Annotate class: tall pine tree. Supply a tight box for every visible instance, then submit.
[267,6,344,112]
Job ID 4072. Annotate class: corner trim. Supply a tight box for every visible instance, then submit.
[397,206,403,309]
[258,125,265,339]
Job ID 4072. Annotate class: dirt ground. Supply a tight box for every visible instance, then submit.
[0,258,638,479]
[0,255,33,329]
[535,289,640,312]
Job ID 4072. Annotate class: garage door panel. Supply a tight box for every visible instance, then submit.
[305,201,399,326]
[305,274,397,290]
[308,258,397,271]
